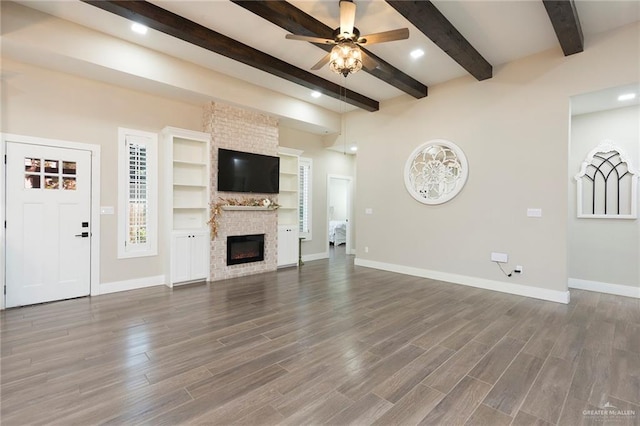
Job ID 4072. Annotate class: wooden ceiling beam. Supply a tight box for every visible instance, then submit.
[81,0,379,112]
[542,0,584,56]
[231,0,428,99]
[386,0,492,81]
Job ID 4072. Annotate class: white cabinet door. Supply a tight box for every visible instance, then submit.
[171,233,191,283]
[171,231,209,284]
[278,226,299,267]
[190,232,209,280]
[277,227,288,266]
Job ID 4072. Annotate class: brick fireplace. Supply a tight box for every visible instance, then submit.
[204,102,279,281]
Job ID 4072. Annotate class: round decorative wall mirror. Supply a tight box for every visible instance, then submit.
[404,139,469,205]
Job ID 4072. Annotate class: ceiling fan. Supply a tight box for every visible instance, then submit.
[285,0,409,77]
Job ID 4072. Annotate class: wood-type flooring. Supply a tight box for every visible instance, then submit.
[1,251,639,425]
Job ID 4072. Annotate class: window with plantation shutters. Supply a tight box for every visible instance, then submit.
[298,157,312,239]
[118,128,158,258]
[128,142,148,244]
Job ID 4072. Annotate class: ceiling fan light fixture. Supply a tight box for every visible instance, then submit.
[329,42,363,77]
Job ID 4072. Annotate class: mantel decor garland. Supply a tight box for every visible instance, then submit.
[207,197,279,239]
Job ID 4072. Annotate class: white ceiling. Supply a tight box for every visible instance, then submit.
[11,0,640,115]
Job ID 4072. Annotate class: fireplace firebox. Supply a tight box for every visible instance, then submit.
[227,234,265,266]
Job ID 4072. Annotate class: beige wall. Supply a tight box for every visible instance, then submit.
[347,22,639,295]
[2,59,204,285]
[279,126,356,257]
[569,105,639,288]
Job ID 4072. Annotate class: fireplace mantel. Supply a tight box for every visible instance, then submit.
[221,206,278,211]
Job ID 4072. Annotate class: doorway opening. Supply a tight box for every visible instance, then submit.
[327,174,353,259]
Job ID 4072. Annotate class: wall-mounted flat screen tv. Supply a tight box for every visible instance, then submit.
[217,148,280,194]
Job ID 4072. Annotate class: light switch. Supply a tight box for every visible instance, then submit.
[100,206,114,215]
[365,208,373,215]
[527,208,542,217]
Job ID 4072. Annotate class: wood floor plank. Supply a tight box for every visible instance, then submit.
[482,352,545,416]
[465,403,513,426]
[421,340,490,394]
[230,404,285,426]
[373,344,455,403]
[440,319,492,351]
[609,348,640,405]
[337,344,426,400]
[472,315,518,347]
[278,391,353,426]
[584,319,616,354]
[519,356,575,424]
[568,348,612,408]
[412,316,470,349]
[418,376,492,425]
[327,392,393,425]
[613,321,640,354]
[550,324,587,366]
[512,410,554,425]
[372,384,445,426]
[468,336,525,385]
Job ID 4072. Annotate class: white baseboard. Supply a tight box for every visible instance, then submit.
[302,252,329,262]
[568,278,640,299]
[99,275,166,295]
[354,258,570,304]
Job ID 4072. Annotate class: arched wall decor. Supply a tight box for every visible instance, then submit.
[404,139,469,205]
[575,139,638,219]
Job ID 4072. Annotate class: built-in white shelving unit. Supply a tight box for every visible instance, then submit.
[162,127,211,286]
[278,147,302,267]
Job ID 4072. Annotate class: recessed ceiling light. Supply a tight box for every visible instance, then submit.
[350,146,358,152]
[410,49,424,59]
[131,23,148,35]
[618,93,637,101]
[311,91,322,98]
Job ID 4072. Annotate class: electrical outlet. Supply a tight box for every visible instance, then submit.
[364,246,369,253]
[491,252,509,263]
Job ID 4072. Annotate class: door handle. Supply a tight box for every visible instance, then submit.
[75,232,90,238]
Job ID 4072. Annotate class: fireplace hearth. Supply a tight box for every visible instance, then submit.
[227,234,265,266]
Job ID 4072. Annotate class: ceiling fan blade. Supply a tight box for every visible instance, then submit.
[339,0,356,36]
[285,34,336,45]
[358,28,409,45]
[361,50,379,71]
[311,52,332,70]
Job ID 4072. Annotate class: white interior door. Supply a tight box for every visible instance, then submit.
[6,142,91,307]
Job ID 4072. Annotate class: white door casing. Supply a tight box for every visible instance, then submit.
[6,142,91,307]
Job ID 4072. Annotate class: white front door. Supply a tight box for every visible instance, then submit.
[5,142,92,307]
